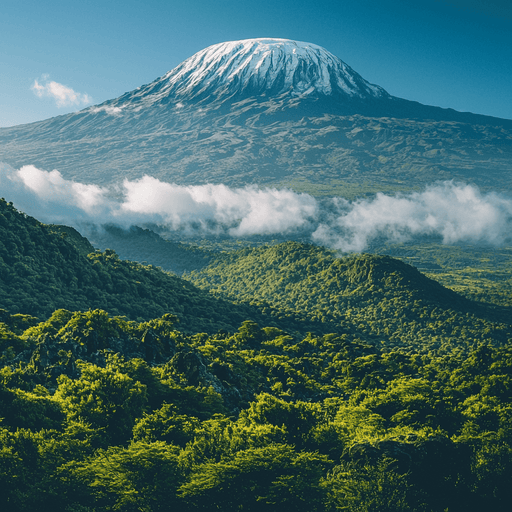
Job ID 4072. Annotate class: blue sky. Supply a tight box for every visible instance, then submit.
[1,0,511,127]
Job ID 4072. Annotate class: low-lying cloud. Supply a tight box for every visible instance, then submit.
[0,164,317,236]
[31,75,92,108]
[88,105,123,115]
[120,176,318,236]
[312,183,512,251]
[1,162,512,250]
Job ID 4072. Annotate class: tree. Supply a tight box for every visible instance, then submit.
[54,361,147,446]
[179,444,329,511]
[323,458,427,512]
[60,441,186,512]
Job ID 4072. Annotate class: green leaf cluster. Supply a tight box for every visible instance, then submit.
[0,307,511,510]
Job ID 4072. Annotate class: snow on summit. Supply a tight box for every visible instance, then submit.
[108,38,389,110]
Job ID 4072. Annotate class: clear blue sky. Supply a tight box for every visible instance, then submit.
[1,0,511,127]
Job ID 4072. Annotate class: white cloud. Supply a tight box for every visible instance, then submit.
[1,162,512,250]
[0,164,317,234]
[312,182,512,251]
[120,177,317,235]
[31,75,92,107]
[0,163,112,224]
[89,105,123,115]
[17,165,108,213]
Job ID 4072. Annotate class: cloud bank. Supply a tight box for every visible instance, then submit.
[31,75,92,107]
[312,183,512,251]
[0,164,317,236]
[1,162,512,250]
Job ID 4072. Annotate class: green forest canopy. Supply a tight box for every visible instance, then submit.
[2,197,512,510]
[1,306,512,511]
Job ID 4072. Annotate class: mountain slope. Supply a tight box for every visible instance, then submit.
[187,242,512,351]
[0,38,510,193]
[0,198,287,332]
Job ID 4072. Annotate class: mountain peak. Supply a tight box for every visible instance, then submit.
[109,38,389,110]
[2,39,510,192]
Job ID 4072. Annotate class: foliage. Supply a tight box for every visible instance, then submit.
[187,242,512,352]
[0,304,511,510]
[2,202,512,510]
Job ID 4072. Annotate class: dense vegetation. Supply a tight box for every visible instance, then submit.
[0,199,322,334]
[187,242,512,353]
[372,240,512,308]
[2,307,512,511]
[2,198,512,510]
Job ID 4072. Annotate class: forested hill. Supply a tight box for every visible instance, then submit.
[2,195,511,351]
[190,242,461,306]
[0,198,301,333]
[188,242,512,352]
[3,202,512,510]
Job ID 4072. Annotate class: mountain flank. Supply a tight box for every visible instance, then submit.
[0,198,287,332]
[0,38,510,194]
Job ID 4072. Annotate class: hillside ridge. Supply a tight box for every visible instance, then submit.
[0,198,284,332]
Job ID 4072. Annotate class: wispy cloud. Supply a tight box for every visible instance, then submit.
[88,105,123,115]
[31,74,92,107]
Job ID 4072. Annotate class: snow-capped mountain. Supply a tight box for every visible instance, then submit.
[0,38,511,192]
[104,39,389,111]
